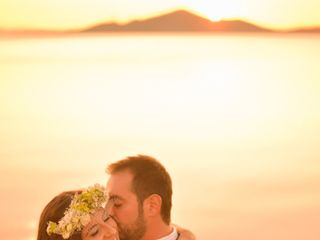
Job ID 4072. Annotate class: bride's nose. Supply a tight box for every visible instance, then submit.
[101,219,118,239]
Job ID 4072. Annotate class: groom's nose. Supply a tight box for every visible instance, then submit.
[105,198,115,216]
[108,205,115,216]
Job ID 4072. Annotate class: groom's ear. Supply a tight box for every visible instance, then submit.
[144,194,162,217]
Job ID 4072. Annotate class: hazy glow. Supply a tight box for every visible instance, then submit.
[1,35,320,240]
[184,0,247,22]
[0,0,320,30]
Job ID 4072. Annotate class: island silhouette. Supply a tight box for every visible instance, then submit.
[1,9,320,35]
[82,10,271,32]
[81,9,320,33]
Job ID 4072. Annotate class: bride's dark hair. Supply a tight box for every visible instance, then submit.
[37,190,82,240]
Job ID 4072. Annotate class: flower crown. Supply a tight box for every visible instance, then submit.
[47,184,107,239]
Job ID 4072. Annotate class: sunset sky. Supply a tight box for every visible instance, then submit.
[1,0,320,30]
[1,1,320,237]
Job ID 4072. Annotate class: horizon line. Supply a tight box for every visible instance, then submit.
[0,8,320,33]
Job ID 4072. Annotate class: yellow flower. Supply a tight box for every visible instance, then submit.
[46,184,107,239]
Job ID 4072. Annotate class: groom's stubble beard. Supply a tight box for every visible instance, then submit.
[117,202,146,240]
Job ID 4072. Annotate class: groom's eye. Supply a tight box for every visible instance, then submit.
[109,196,124,209]
[114,202,122,208]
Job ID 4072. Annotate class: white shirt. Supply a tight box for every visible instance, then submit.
[157,226,179,240]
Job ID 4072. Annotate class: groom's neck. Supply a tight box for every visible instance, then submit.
[141,218,172,240]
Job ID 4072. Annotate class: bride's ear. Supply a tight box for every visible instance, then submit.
[143,194,162,217]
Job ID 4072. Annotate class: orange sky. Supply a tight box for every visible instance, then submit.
[1,23,320,239]
[1,0,320,30]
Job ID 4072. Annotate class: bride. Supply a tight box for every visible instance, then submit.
[37,184,196,240]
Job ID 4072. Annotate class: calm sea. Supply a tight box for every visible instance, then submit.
[1,34,320,240]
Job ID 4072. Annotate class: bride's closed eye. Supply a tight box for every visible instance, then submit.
[88,225,99,237]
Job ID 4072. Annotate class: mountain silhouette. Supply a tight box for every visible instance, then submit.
[82,10,271,33]
[2,9,319,35]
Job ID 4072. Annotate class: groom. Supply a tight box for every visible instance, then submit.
[105,155,179,240]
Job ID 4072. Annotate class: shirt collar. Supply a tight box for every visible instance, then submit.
[157,226,178,240]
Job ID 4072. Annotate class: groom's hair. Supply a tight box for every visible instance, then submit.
[106,154,172,224]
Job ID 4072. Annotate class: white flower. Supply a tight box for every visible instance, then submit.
[80,214,91,226]
[46,184,107,239]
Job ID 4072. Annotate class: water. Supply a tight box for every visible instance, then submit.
[1,34,320,240]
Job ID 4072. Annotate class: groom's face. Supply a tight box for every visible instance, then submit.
[106,169,146,240]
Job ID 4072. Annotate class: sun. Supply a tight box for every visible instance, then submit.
[189,1,245,22]
[207,15,224,22]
